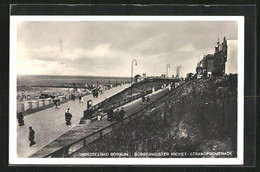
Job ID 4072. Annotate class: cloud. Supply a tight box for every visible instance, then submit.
[179,44,196,52]
[65,43,119,60]
[17,20,238,76]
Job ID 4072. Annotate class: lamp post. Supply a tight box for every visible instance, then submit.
[131,59,137,98]
[166,64,170,78]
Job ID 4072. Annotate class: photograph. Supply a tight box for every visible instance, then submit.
[9,15,244,165]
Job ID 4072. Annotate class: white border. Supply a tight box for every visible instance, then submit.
[9,16,244,165]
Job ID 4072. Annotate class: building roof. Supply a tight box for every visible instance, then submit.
[203,54,214,60]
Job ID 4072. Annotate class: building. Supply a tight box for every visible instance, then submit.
[176,66,182,79]
[186,73,194,80]
[196,37,228,77]
[213,37,228,76]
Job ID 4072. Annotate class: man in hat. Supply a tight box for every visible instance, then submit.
[65,108,72,125]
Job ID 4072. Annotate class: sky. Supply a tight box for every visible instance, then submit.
[16,20,238,77]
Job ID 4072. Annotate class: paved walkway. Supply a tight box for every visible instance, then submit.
[30,87,170,158]
[17,84,130,157]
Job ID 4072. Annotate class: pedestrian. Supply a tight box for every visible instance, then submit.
[80,96,84,103]
[72,94,75,102]
[96,90,99,98]
[97,109,103,121]
[54,100,57,109]
[115,108,120,121]
[65,108,72,125]
[146,96,150,104]
[119,107,126,120]
[107,109,114,121]
[29,126,36,146]
[142,95,145,105]
[17,112,24,126]
[57,101,60,109]
[92,90,95,98]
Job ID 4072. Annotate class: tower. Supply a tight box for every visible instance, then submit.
[215,36,220,53]
[176,66,182,79]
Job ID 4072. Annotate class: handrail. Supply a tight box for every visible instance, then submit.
[88,80,168,114]
[91,82,144,110]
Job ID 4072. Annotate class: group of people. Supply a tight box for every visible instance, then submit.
[107,107,126,122]
[53,99,60,109]
[17,112,36,146]
[17,107,73,146]
[92,89,99,98]
[71,94,75,102]
[142,95,150,105]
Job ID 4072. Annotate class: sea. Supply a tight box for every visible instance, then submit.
[17,75,131,87]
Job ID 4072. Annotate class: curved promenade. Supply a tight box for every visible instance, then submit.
[30,87,170,158]
[17,84,130,157]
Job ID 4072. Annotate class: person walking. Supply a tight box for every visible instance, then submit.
[65,108,72,125]
[54,100,57,109]
[92,90,95,98]
[80,96,84,103]
[29,126,36,146]
[96,90,99,98]
[57,100,60,109]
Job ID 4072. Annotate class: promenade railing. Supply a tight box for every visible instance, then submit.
[84,81,166,117]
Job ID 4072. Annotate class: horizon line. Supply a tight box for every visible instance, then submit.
[17,74,134,78]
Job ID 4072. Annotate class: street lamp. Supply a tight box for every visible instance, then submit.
[166,64,170,78]
[131,59,137,98]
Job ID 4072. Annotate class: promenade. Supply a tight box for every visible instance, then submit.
[30,87,170,158]
[17,84,130,157]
